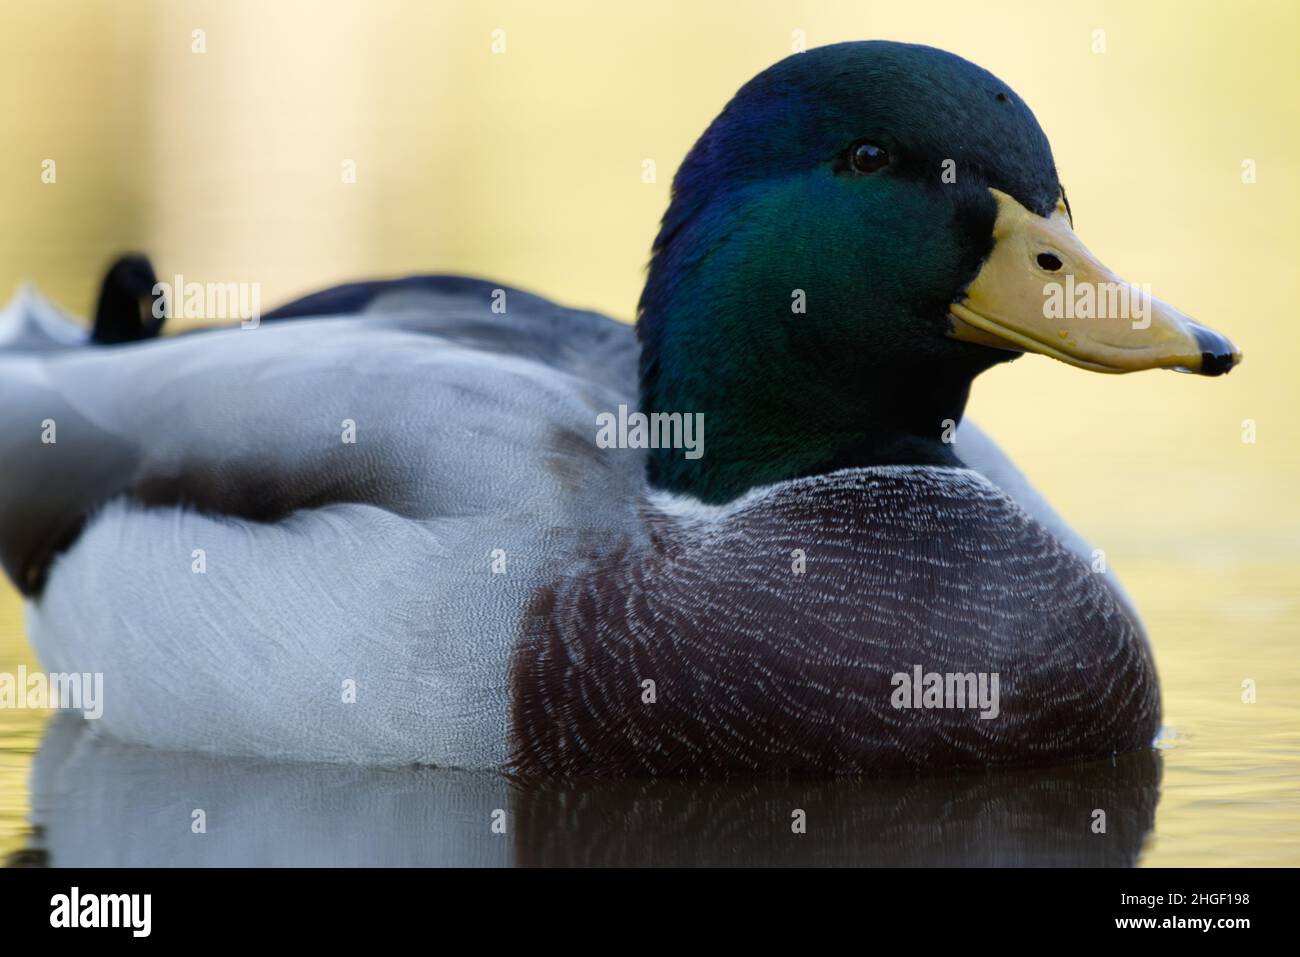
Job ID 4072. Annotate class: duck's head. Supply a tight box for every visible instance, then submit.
[637,41,1241,504]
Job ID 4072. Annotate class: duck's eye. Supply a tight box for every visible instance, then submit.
[849,141,889,174]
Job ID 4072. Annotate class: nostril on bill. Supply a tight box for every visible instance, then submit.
[1036,252,1063,272]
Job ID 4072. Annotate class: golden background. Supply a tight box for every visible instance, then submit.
[1,0,1297,863]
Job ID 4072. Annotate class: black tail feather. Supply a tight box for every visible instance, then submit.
[91,254,166,344]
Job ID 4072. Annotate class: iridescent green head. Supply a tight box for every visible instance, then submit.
[637,41,1238,503]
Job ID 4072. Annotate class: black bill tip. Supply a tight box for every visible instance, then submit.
[1190,322,1241,377]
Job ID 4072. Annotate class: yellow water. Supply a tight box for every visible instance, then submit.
[0,0,1297,865]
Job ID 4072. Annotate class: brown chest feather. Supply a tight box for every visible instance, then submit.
[508,470,1159,776]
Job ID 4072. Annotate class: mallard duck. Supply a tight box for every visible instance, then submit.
[0,41,1238,775]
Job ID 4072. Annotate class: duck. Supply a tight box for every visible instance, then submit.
[0,41,1240,776]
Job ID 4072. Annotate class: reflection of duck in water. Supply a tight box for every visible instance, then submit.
[0,42,1238,774]
[15,714,1159,866]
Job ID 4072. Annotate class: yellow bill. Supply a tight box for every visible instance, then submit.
[949,189,1241,376]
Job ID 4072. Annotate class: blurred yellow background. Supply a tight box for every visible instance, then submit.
[0,0,1297,864]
